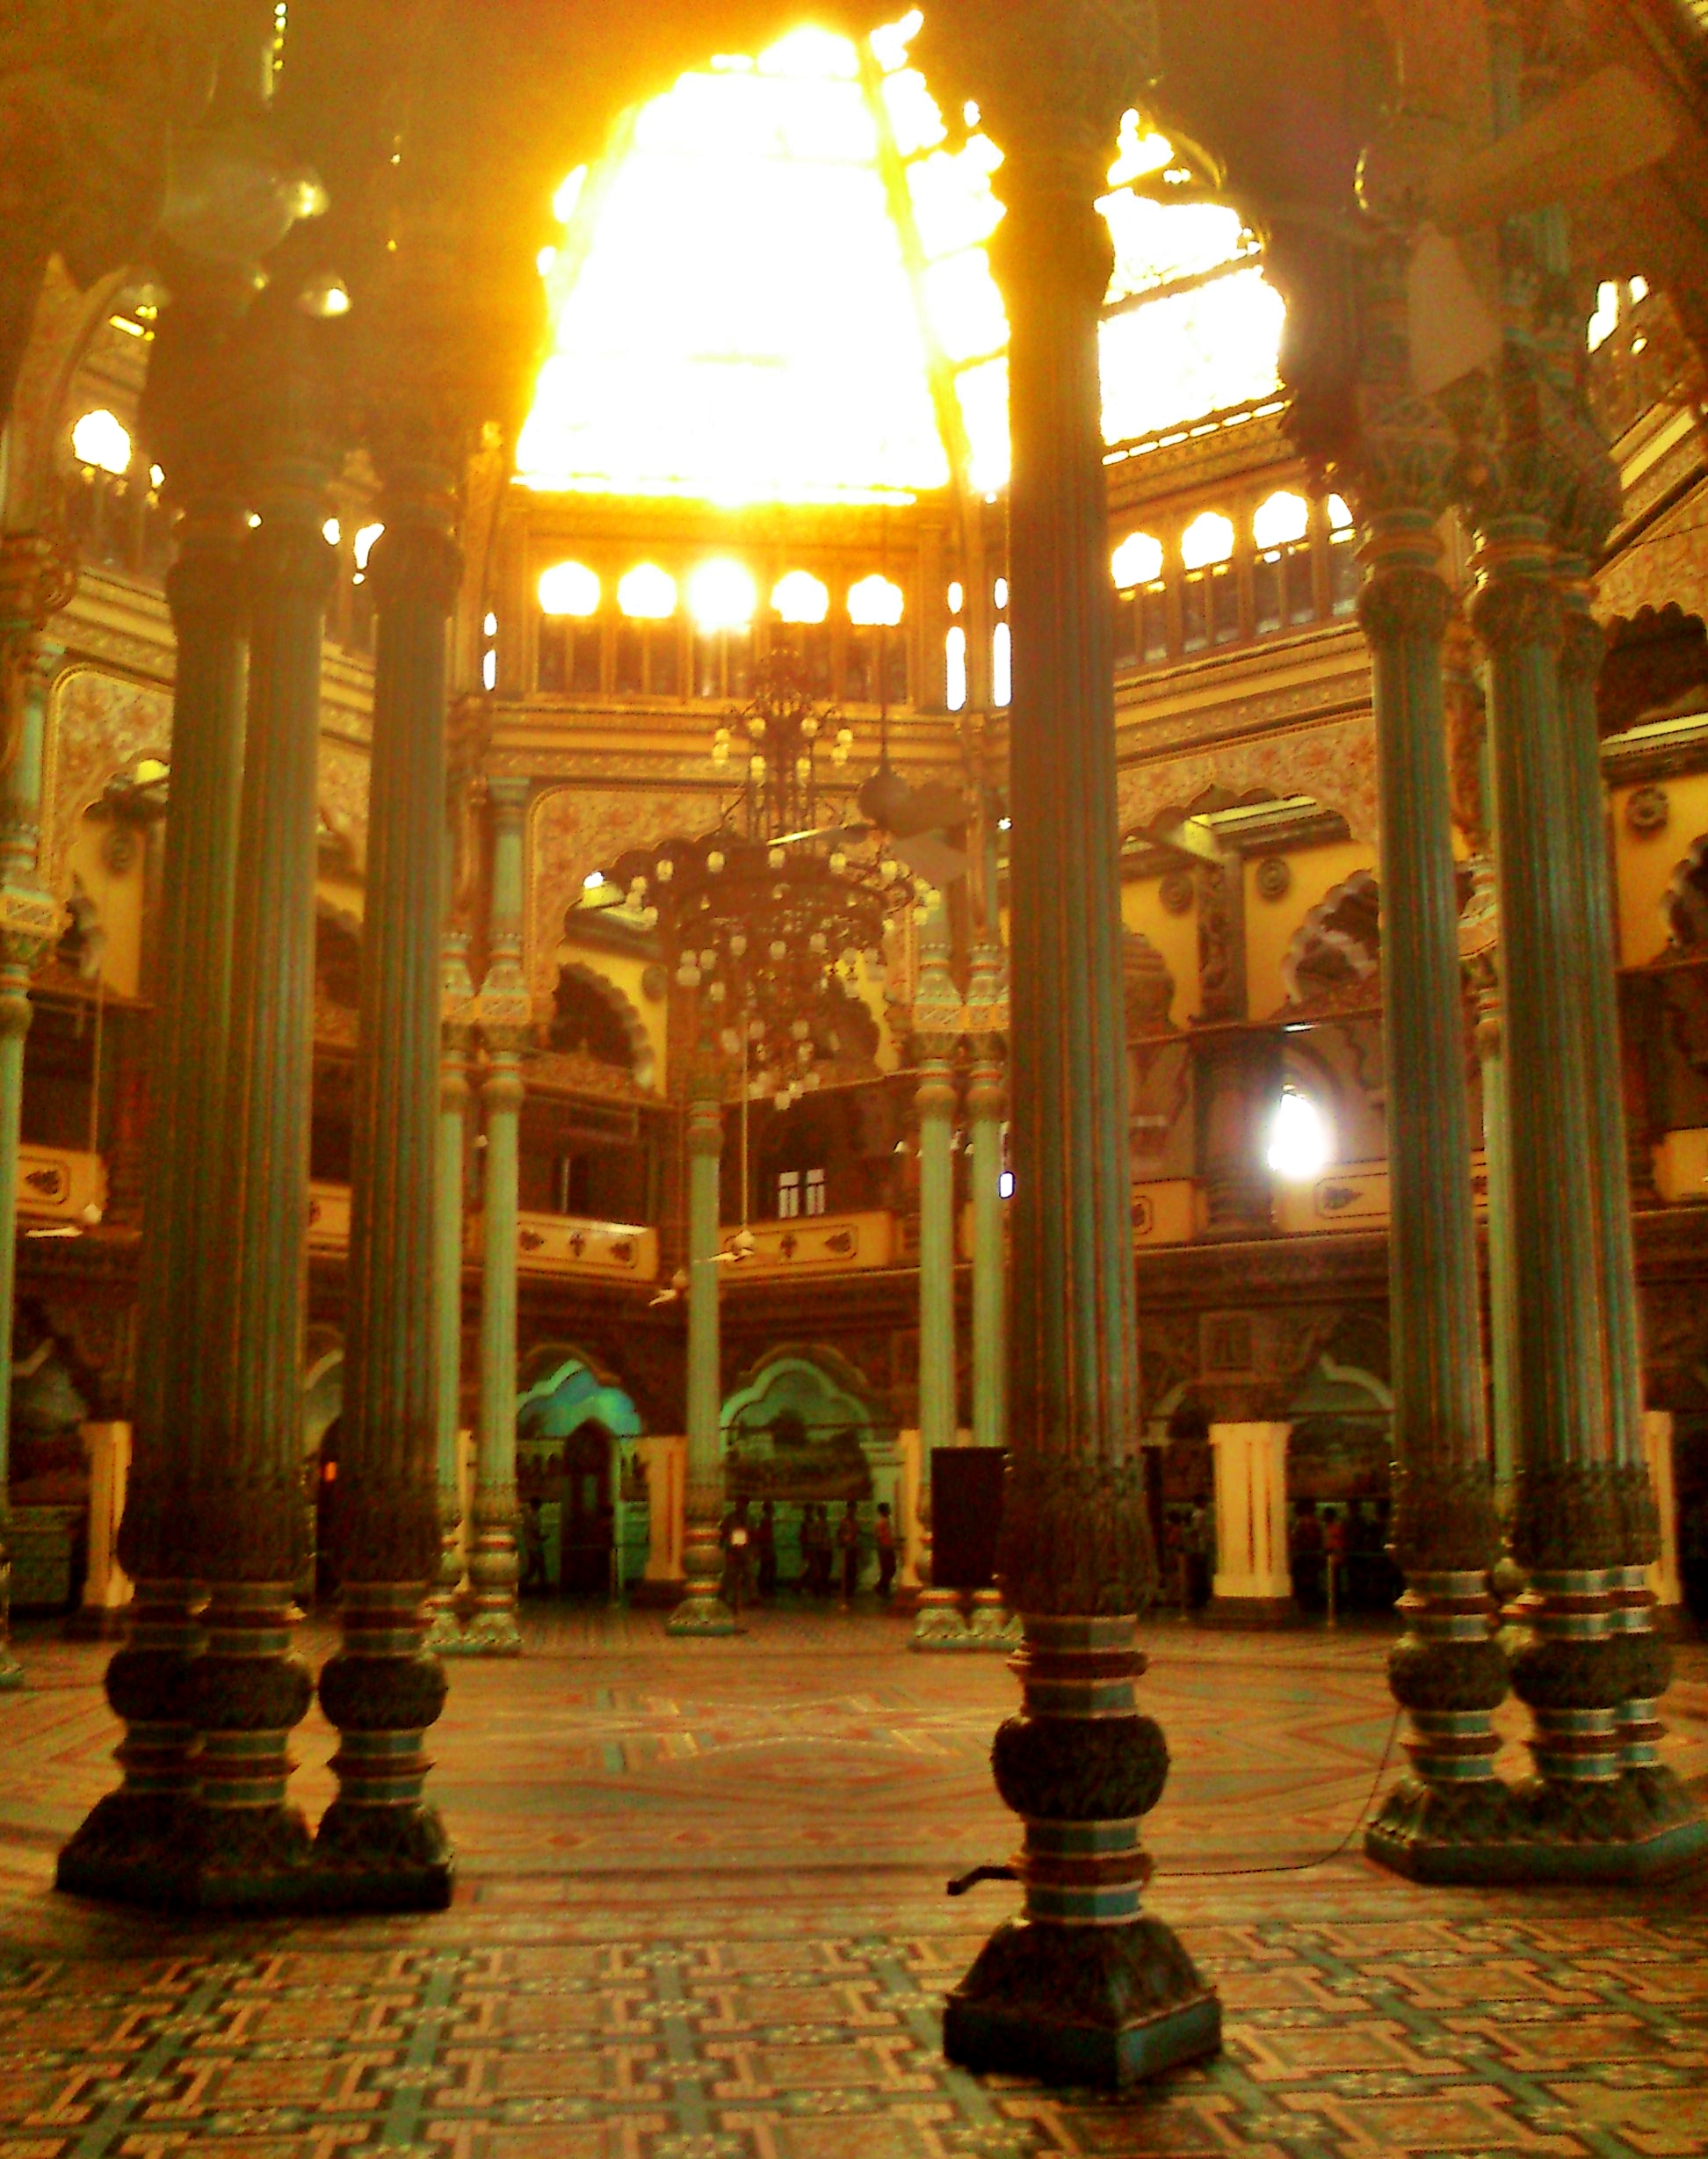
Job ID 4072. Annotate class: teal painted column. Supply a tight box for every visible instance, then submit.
[1469,929,1521,1499]
[314,458,457,1909]
[930,5,1218,2088]
[1555,556,1689,1813]
[1355,489,1509,1880]
[669,1076,735,1634]
[59,303,253,1899]
[424,929,474,1653]
[1473,511,1642,1843]
[0,629,60,1691]
[966,945,1007,1457]
[461,776,528,1655]
[913,891,966,1648]
[189,308,333,1909]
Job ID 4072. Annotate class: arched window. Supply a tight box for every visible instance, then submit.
[1111,531,1168,670]
[772,570,833,693]
[844,575,908,705]
[1180,511,1237,653]
[614,563,681,698]
[689,559,756,700]
[1251,489,1314,636]
[538,560,604,693]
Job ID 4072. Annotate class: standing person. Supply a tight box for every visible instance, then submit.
[836,1499,861,1607]
[720,1500,751,1616]
[754,1497,778,1601]
[873,1501,897,1599]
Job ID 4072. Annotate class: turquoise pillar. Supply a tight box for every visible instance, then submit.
[1356,488,1509,1880]
[965,935,1013,1645]
[190,307,333,1908]
[424,929,473,1652]
[913,891,966,1648]
[58,298,253,1899]
[461,776,528,1654]
[669,1076,735,1634]
[932,5,1218,2087]
[315,460,457,1908]
[0,630,59,1690]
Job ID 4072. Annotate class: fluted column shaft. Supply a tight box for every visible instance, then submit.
[314,470,456,1906]
[191,340,333,1903]
[1357,514,1506,1870]
[930,11,1217,2083]
[967,1033,1005,1453]
[425,931,474,1651]
[0,634,59,1691]
[60,475,250,1900]
[462,778,529,1654]
[1556,561,1673,1780]
[668,1079,735,1634]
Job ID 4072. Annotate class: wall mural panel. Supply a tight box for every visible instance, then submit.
[318,738,372,869]
[1118,713,1379,851]
[43,668,171,897]
[528,782,726,1004]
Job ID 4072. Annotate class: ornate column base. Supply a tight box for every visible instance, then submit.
[423,1505,465,1653]
[1365,1572,1517,1883]
[666,1518,736,1636]
[315,1583,452,1913]
[0,1546,20,1690]
[450,1519,521,1655]
[965,1586,1022,1649]
[56,1580,206,1906]
[911,1580,970,1649]
[944,1617,1219,2091]
[177,1581,315,1914]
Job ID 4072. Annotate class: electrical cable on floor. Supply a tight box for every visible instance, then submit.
[945,1703,1408,1897]
[1153,1701,1406,1878]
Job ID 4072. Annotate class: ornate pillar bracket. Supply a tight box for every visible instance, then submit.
[667,1074,737,1636]
[457,776,531,1655]
[918,5,1217,2089]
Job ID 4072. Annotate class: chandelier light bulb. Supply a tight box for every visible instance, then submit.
[709,979,727,1003]
[837,727,853,746]
[792,1018,810,1040]
[750,754,766,778]
[730,931,747,956]
[708,850,725,873]
[913,902,929,923]
[802,714,820,738]
[749,715,766,739]
[842,943,859,966]
[749,1018,764,1042]
[880,859,898,884]
[641,905,658,929]
[700,947,716,968]
[829,850,847,873]
[656,857,674,881]
[797,1040,813,1065]
[769,844,786,868]
[865,946,881,968]
[770,938,787,961]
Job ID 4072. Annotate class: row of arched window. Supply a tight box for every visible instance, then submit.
[533,558,911,705]
[1111,489,1359,670]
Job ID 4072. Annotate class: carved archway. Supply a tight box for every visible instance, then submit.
[1281,867,1380,1009]
[551,960,655,1090]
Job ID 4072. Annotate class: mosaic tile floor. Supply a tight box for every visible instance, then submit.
[3,1607,1707,2159]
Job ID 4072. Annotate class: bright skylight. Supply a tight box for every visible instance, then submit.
[516,17,1284,507]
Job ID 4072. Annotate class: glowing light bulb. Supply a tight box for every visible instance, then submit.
[1266,1088,1332,1180]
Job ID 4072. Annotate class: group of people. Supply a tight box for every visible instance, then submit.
[720,1497,898,1611]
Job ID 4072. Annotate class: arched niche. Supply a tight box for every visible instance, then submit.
[551,960,655,1090]
[1281,866,1380,1009]
[1665,832,1708,951]
[516,1346,646,1595]
[720,1347,894,1508]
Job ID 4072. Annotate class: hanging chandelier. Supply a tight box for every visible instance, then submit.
[606,654,926,1105]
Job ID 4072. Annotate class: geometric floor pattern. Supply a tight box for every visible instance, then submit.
[3,1606,1707,2159]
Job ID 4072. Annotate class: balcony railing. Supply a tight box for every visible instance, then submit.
[720,1209,894,1275]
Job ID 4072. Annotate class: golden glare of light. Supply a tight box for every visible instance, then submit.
[619,563,678,619]
[848,573,904,627]
[353,521,384,569]
[1181,511,1235,570]
[539,560,602,617]
[1253,490,1310,550]
[1327,495,1355,533]
[870,9,923,72]
[773,569,829,624]
[322,517,342,547]
[71,408,131,475]
[1101,268,1284,445]
[1111,532,1163,590]
[554,166,589,224]
[689,559,757,628]
[945,625,967,710]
